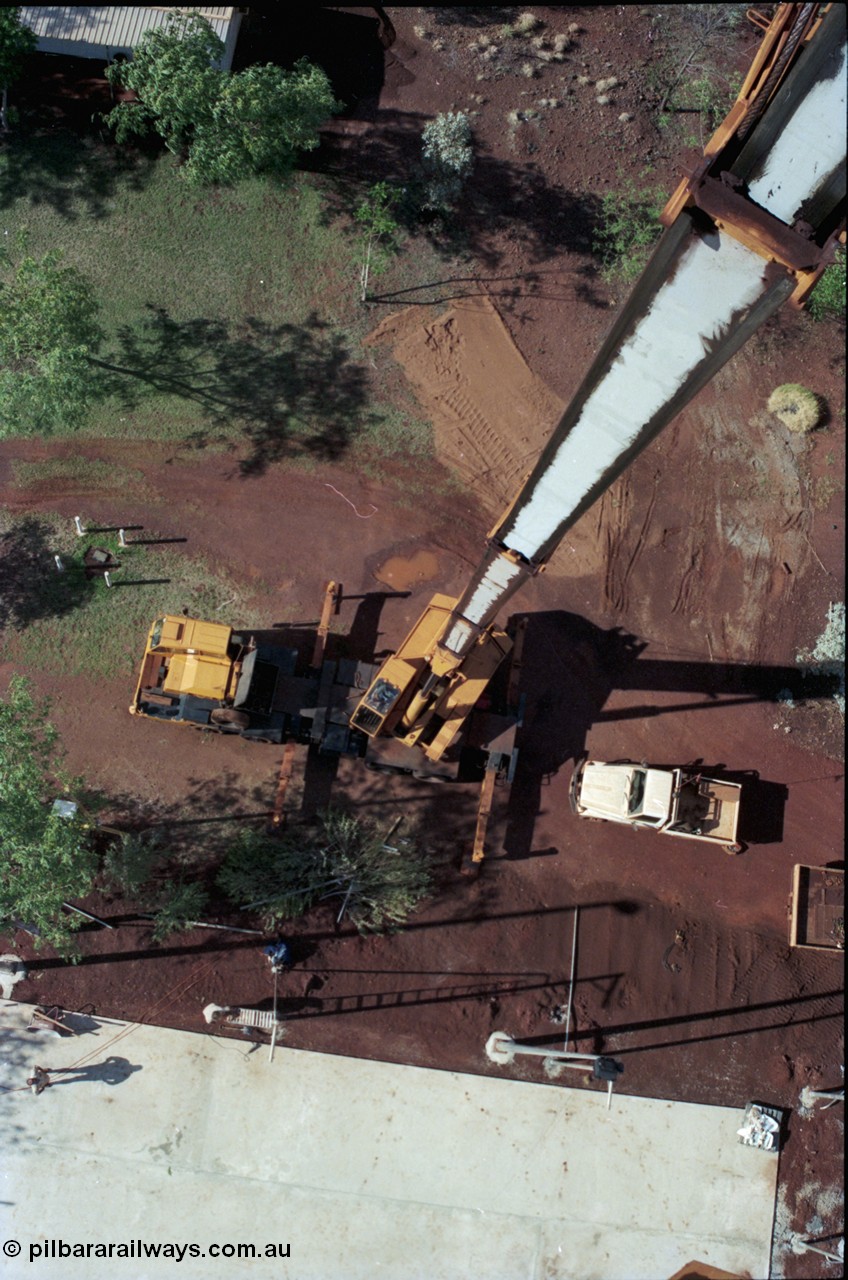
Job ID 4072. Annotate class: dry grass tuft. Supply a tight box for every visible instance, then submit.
[767,384,823,433]
[516,12,542,35]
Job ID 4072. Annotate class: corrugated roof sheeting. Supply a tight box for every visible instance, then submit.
[19,7,241,69]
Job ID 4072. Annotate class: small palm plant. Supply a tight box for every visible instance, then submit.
[218,810,432,934]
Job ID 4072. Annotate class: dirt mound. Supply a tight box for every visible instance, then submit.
[367,295,563,513]
[365,296,611,580]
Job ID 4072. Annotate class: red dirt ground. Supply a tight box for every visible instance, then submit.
[2,9,844,1278]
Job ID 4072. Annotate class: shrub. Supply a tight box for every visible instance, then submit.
[514,12,541,35]
[767,383,823,433]
[421,111,474,211]
[593,178,665,283]
[150,880,209,942]
[354,181,402,301]
[218,810,432,934]
[808,249,846,322]
[797,601,845,715]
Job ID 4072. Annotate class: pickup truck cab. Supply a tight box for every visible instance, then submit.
[569,758,743,853]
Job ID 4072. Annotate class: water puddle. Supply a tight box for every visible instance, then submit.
[374,548,440,590]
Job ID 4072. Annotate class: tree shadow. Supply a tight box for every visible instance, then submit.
[234,5,389,102]
[0,54,158,220]
[0,1033,38,1151]
[313,106,605,275]
[0,518,97,630]
[421,8,521,28]
[93,306,379,476]
[89,768,275,858]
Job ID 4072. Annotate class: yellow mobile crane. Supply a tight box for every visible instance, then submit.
[132,6,845,855]
[350,3,846,774]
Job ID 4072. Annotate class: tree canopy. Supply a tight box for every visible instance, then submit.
[0,677,98,952]
[0,241,104,436]
[104,14,339,185]
[0,7,36,131]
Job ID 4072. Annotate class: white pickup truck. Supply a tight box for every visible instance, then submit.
[569,758,743,853]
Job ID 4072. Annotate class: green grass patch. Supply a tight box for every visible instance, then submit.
[354,406,433,459]
[11,457,153,494]
[1,132,460,479]
[0,511,269,680]
[2,142,374,454]
[808,248,846,323]
[6,152,352,330]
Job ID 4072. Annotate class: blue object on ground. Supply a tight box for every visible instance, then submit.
[264,940,292,969]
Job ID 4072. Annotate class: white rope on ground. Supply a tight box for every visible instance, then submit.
[324,483,377,519]
[44,957,220,1074]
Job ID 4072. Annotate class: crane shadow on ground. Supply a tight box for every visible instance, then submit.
[520,986,844,1058]
[503,610,838,860]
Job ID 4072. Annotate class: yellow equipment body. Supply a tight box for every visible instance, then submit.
[350,594,511,762]
[130,615,238,714]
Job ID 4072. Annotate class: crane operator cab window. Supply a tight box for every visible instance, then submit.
[362,678,401,716]
[353,677,403,734]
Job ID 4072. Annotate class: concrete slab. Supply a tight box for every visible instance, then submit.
[0,1001,777,1279]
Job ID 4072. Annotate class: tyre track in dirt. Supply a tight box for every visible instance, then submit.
[604,388,817,664]
[601,471,660,617]
[670,448,711,621]
[436,384,525,505]
[597,915,843,1109]
[367,296,565,520]
[697,399,810,662]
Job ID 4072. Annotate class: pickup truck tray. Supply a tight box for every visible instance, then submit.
[789,865,844,952]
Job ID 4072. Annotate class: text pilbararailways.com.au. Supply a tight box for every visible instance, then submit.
[22,1239,291,1263]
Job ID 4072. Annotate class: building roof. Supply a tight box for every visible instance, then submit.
[19,6,242,70]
